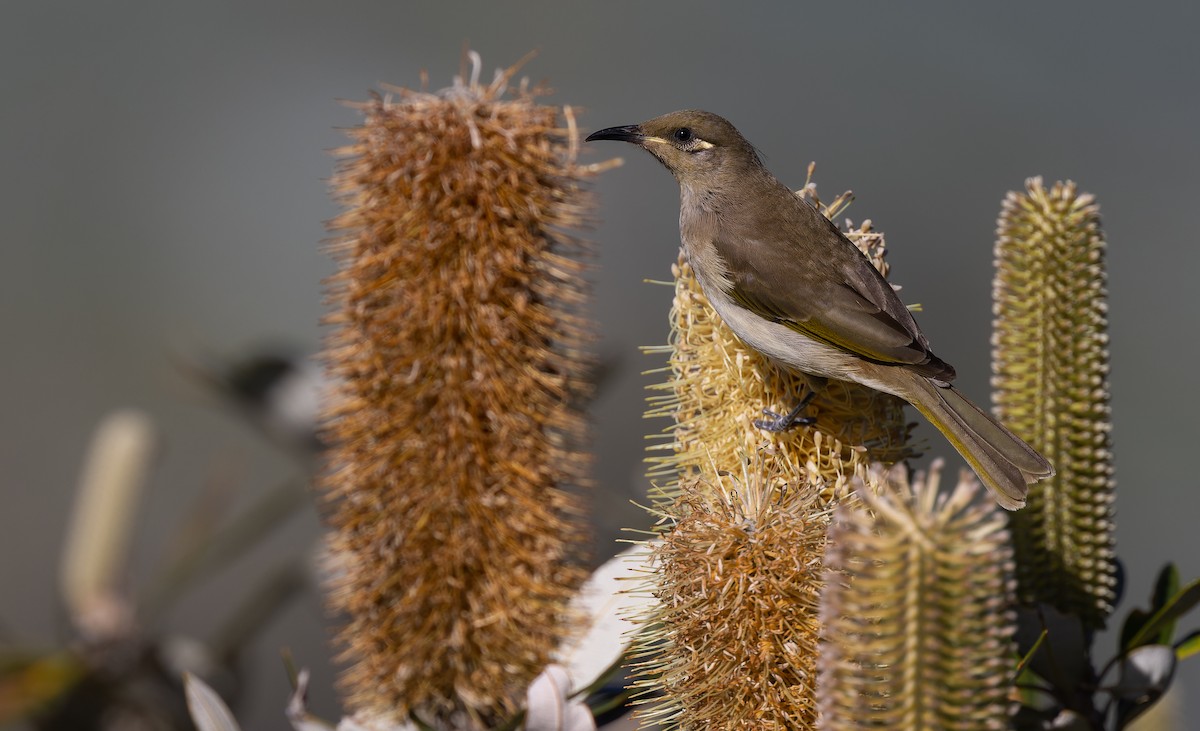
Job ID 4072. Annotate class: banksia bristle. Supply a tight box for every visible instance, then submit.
[320,55,602,726]
[635,179,915,728]
[992,177,1116,629]
[819,461,1018,730]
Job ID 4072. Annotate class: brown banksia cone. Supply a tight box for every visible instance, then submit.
[634,174,916,728]
[993,177,1116,630]
[819,461,1018,729]
[319,53,611,727]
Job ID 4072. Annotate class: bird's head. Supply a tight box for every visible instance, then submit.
[586,109,762,185]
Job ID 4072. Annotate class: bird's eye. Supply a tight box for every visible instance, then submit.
[673,127,693,143]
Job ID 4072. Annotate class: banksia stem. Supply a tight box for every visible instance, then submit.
[819,461,1018,730]
[635,179,914,728]
[992,177,1116,629]
[321,55,600,726]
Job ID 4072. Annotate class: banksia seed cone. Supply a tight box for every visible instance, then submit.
[635,178,915,728]
[993,177,1116,629]
[819,461,1018,730]
[320,55,601,726]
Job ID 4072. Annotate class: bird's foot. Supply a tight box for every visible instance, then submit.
[753,390,817,432]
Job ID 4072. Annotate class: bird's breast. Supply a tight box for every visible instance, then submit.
[683,258,864,385]
[679,197,734,291]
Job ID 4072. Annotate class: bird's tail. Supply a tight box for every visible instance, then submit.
[901,374,1053,510]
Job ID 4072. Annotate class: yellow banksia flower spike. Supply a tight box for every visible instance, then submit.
[992,177,1116,629]
[319,53,607,727]
[819,461,1018,730]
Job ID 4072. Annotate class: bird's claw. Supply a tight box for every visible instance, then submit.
[753,391,817,432]
[753,409,816,432]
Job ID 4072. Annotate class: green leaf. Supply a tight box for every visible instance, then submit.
[1151,563,1181,643]
[1121,608,1151,651]
[1016,629,1047,675]
[1175,629,1200,661]
[1016,605,1087,690]
[1152,564,1180,610]
[1127,578,1200,649]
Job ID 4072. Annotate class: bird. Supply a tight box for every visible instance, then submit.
[586,110,1053,510]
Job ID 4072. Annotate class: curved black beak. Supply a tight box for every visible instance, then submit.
[585,124,644,144]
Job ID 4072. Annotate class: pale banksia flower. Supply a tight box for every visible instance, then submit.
[320,54,606,726]
[992,177,1116,630]
[819,461,1018,730]
[60,409,156,641]
[635,177,915,728]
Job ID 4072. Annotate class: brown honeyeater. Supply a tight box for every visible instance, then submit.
[587,110,1052,510]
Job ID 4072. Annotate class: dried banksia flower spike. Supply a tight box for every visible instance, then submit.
[633,176,914,728]
[993,177,1116,629]
[819,461,1018,730]
[320,53,605,727]
[634,463,831,729]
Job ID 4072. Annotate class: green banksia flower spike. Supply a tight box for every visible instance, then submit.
[819,460,1018,730]
[320,54,605,726]
[992,177,1116,629]
[634,177,915,728]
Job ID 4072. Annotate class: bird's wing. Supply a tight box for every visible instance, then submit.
[723,216,956,381]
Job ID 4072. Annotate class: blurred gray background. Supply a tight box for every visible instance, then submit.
[3,2,1198,728]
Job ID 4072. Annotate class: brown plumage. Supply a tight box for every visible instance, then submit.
[588,110,1053,509]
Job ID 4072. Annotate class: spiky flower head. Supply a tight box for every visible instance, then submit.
[633,463,831,729]
[819,460,1018,730]
[320,54,605,726]
[992,177,1116,629]
[635,175,915,728]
